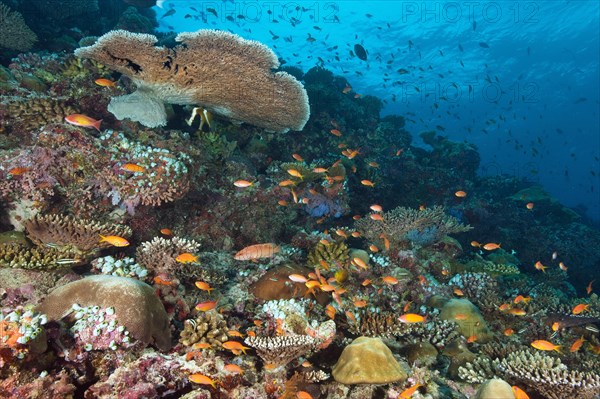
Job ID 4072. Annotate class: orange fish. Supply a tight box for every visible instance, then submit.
[98,234,129,247]
[189,373,216,388]
[222,341,251,354]
[195,300,218,312]
[224,363,244,374]
[176,252,198,264]
[94,78,117,87]
[370,213,383,221]
[342,85,352,94]
[525,202,535,210]
[227,330,244,338]
[64,114,102,131]
[551,322,560,332]
[192,342,212,349]
[351,231,361,238]
[360,179,375,187]
[453,288,464,297]
[470,241,481,248]
[292,153,304,162]
[508,308,527,316]
[353,299,367,308]
[7,167,31,176]
[277,200,288,206]
[325,304,336,320]
[279,179,295,187]
[531,340,561,352]
[122,163,145,173]
[504,328,514,336]
[512,386,531,399]
[454,314,468,320]
[498,303,511,311]
[399,383,422,399]
[352,257,368,270]
[370,204,383,212]
[418,275,427,285]
[160,228,173,236]
[399,313,426,323]
[195,281,214,294]
[482,242,501,251]
[296,391,314,399]
[330,129,342,137]
[153,276,176,286]
[335,229,348,238]
[467,335,477,343]
[361,279,372,286]
[368,244,379,252]
[534,261,548,273]
[288,274,308,283]
[382,276,398,285]
[234,243,280,260]
[514,295,531,304]
[558,262,568,271]
[454,190,467,198]
[570,336,585,353]
[233,180,254,188]
[313,167,328,173]
[403,301,413,312]
[368,161,380,168]
[572,303,589,314]
[287,169,303,179]
[587,280,595,295]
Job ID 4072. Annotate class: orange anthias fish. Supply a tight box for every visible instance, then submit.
[195,300,218,312]
[531,340,561,353]
[504,328,515,336]
[470,241,481,248]
[64,114,102,131]
[534,261,548,273]
[7,167,31,176]
[360,179,375,187]
[382,276,399,285]
[587,280,595,295]
[296,391,314,399]
[482,242,501,251]
[370,204,383,212]
[399,383,423,399]
[189,373,217,388]
[224,364,244,374]
[512,386,531,399]
[572,303,590,314]
[195,281,214,294]
[222,341,251,354]
[94,78,117,87]
[508,308,527,316]
[233,180,254,188]
[570,336,585,353]
[176,253,198,264]
[122,163,145,173]
[98,234,129,247]
[526,202,535,210]
[160,228,173,236]
[399,313,426,323]
[234,243,280,260]
[330,129,342,137]
[454,190,467,198]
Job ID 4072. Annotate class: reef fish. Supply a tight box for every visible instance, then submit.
[176,252,198,263]
[531,340,561,352]
[512,386,531,399]
[94,78,116,87]
[64,114,102,132]
[188,373,216,388]
[399,383,422,398]
[98,234,129,247]
[354,43,368,60]
[234,243,280,260]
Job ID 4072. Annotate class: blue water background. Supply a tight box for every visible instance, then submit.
[156,0,600,221]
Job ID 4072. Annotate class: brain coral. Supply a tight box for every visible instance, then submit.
[74,29,310,132]
[332,336,407,384]
[36,275,171,351]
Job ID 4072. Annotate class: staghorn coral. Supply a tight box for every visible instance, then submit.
[355,205,472,249]
[24,213,132,252]
[179,310,229,348]
[458,356,497,383]
[307,240,349,268]
[74,29,310,132]
[135,236,200,276]
[0,3,37,51]
[0,242,88,270]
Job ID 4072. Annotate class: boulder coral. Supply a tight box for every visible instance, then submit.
[439,298,493,343]
[36,275,171,351]
[332,336,407,385]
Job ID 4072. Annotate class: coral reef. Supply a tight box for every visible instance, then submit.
[36,275,171,351]
[0,3,37,51]
[179,310,229,348]
[74,30,310,132]
[332,337,407,384]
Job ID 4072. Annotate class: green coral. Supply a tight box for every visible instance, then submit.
[198,130,237,161]
[307,240,349,269]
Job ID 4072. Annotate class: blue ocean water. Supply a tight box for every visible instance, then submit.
[157,0,600,221]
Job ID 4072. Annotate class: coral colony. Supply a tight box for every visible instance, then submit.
[0,2,599,399]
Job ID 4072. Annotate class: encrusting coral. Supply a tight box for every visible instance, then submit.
[74,29,310,132]
[36,275,171,351]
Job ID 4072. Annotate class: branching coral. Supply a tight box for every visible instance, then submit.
[0,3,37,51]
[0,243,88,270]
[135,236,200,276]
[179,310,229,348]
[24,213,132,252]
[355,205,472,249]
[74,29,310,132]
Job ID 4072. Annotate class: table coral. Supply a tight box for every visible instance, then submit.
[74,29,310,132]
[36,275,171,351]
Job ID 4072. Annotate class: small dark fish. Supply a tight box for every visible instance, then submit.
[458,44,464,52]
[408,40,414,49]
[354,44,367,61]
[161,8,176,19]
[206,7,217,17]
[473,20,477,30]
[313,25,322,31]
[439,50,443,56]
[397,68,410,75]
[479,42,489,48]
[225,15,234,21]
